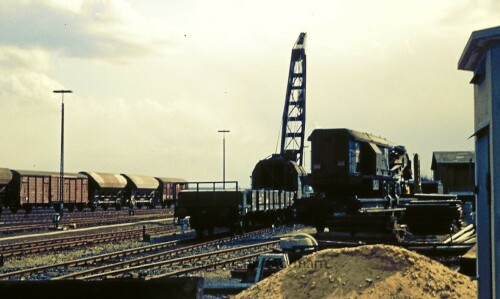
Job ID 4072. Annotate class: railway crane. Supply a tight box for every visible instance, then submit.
[251,33,309,196]
[280,32,307,166]
[174,33,310,237]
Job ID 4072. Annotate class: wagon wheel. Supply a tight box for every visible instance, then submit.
[9,205,18,214]
[24,205,32,214]
[195,227,205,239]
[207,226,214,236]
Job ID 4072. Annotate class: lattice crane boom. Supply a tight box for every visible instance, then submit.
[280,32,307,166]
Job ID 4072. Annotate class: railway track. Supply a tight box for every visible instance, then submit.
[0,226,176,259]
[0,228,280,280]
[0,208,173,223]
[0,210,173,234]
[57,235,278,280]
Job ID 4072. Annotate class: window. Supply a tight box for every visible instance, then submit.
[349,141,360,174]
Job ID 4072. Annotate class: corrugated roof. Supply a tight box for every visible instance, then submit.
[82,172,127,189]
[156,177,188,184]
[122,174,159,189]
[432,151,475,169]
[0,168,13,185]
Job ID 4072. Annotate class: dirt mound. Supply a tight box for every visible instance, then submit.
[236,244,476,299]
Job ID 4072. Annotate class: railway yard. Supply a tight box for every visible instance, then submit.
[0,32,481,298]
[0,206,477,298]
[0,208,311,292]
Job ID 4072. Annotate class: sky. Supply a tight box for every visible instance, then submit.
[0,0,498,188]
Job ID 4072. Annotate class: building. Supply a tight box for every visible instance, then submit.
[431,151,475,201]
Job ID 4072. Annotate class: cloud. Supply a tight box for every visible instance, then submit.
[0,47,63,104]
[439,0,500,30]
[0,0,168,63]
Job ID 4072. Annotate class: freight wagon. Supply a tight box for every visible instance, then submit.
[2,170,88,213]
[174,156,308,237]
[174,182,297,237]
[0,168,187,214]
[155,177,188,208]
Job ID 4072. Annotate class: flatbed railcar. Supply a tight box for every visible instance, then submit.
[174,182,297,237]
[174,156,309,237]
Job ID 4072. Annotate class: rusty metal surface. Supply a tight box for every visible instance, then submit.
[122,174,159,190]
[50,176,88,204]
[82,172,127,189]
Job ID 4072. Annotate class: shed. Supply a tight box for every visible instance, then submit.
[431,151,475,196]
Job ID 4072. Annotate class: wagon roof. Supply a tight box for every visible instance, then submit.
[431,151,475,169]
[11,170,86,178]
[155,177,188,184]
[122,174,159,189]
[308,128,391,146]
[0,168,13,185]
[82,172,127,189]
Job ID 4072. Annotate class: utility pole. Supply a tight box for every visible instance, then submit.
[53,90,72,218]
[218,130,230,189]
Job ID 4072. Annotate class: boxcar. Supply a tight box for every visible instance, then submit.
[81,172,127,211]
[4,170,88,213]
[121,174,159,209]
[50,172,89,212]
[155,177,188,208]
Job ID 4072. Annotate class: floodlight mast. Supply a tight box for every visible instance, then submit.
[218,130,230,189]
[53,89,72,218]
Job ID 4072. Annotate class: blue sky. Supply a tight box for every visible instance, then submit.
[0,0,498,187]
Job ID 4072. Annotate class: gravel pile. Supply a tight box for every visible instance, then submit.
[236,244,476,299]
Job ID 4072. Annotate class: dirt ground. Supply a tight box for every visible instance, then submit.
[236,244,476,299]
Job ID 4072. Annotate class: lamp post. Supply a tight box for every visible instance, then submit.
[218,130,230,189]
[53,90,72,217]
